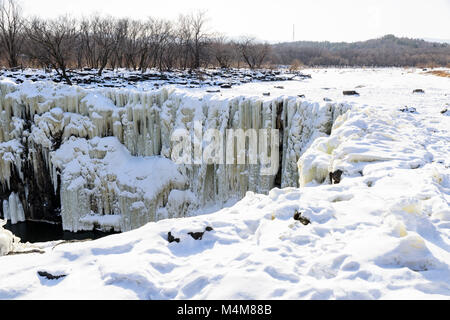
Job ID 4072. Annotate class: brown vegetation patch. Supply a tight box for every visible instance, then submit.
[426,70,450,78]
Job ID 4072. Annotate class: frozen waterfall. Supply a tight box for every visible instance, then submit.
[0,80,350,232]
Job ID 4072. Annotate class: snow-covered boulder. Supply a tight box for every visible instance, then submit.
[0,220,19,256]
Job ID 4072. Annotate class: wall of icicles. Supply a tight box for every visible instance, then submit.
[0,81,350,232]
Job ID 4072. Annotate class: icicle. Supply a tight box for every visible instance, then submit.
[2,200,9,222]
[17,201,25,222]
[8,193,18,225]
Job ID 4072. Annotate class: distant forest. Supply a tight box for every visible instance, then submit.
[272,35,450,68]
[0,0,449,85]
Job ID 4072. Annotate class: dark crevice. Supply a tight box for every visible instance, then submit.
[274,102,284,188]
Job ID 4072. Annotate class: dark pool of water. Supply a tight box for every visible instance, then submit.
[4,221,118,243]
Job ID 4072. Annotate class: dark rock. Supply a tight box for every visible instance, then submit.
[293,211,311,226]
[188,232,205,240]
[206,89,221,93]
[330,170,344,184]
[220,84,232,89]
[37,271,67,280]
[7,249,45,256]
[167,232,180,244]
[323,98,332,102]
[441,108,448,114]
[343,91,360,96]
[274,86,284,89]
[263,92,271,96]
[413,89,425,94]
[399,106,417,113]
[298,94,306,98]
[127,76,142,82]
[299,73,312,79]
[188,226,214,241]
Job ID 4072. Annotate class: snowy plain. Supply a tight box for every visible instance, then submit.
[0,68,449,300]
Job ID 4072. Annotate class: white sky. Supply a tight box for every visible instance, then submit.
[20,0,450,43]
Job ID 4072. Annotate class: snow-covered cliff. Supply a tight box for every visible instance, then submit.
[0,80,350,232]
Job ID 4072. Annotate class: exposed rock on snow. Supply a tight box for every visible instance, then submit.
[37,271,67,280]
[400,106,418,113]
[0,67,307,90]
[343,91,360,96]
[330,170,344,184]
[167,232,180,244]
[188,226,214,241]
[293,210,311,225]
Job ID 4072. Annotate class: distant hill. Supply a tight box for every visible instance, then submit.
[422,38,450,44]
[272,35,450,67]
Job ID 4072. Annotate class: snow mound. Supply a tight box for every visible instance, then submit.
[0,220,19,256]
[375,235,442,272]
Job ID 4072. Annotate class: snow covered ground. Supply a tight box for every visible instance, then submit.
[0,67,305,90]
[0,68,449,300]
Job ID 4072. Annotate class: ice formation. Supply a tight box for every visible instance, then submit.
[0,80,349,232]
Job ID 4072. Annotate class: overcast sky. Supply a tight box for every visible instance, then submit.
[20,0,450,43]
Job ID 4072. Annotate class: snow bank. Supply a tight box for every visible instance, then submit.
[0,220,19,256]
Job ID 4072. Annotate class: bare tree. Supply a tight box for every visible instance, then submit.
[0,0,24,68]
[159,26,178,71]
[177,14,192,70]
[94,16,119,76]
[211,35,236,68]
[139,18,172,72]
[80,16,98,69]
[189,11,209,69]
[121,19,146,70]
[237,36,271,69]
[25,16,79,84]
[109,18,128,70]
[152,19,175,71]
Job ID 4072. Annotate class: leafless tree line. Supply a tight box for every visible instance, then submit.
[2,0,447,85]
[0,0,272,84]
